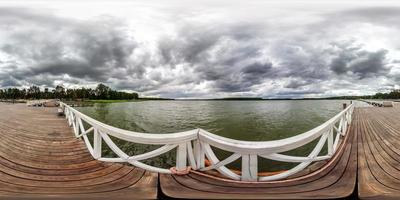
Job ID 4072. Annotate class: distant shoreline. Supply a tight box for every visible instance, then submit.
[1,97,396,104]
[173,97,358,101]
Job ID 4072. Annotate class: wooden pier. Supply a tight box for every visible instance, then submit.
[0,103,157,199]
[0,101,399,199]
[356,103,400,199]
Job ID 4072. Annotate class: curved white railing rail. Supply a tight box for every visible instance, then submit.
[60,102,354,181]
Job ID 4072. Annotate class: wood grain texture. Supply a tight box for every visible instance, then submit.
[0,103,157,200]
[357,103,400,200]
[160,110,359,199]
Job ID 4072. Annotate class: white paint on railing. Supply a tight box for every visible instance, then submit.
[59,101,354,182]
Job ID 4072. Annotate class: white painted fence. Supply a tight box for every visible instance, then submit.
[60,102,354,181]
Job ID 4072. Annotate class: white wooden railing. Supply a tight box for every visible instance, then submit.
[60,102,354,181]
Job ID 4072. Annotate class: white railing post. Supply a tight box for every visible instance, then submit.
[74,115,80,137]
[66,108,72,126]
[176,143,187,170]
[67,109,71,123]
[327,128,334,156]
[341,116,346,136]
[249,154,258,181]
[186,141,197,170]
[194,140,203,168]
[93,128,102,159]
[241,154,258,181]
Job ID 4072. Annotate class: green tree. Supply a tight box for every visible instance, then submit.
[0,83,139,101]
[54,85,65,99]
[95,84,111,99]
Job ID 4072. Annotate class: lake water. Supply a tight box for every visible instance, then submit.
[77,100,352,171]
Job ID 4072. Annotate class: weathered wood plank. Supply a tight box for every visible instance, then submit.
[357,104,400,200]
[0,103,157,199]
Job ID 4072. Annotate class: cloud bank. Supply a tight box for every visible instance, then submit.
[0,2,400,98]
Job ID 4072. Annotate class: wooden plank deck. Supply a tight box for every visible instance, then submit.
[5,101,400,199]
[357,103,400,200]
[160,111,358,199]
[0,103,157,200]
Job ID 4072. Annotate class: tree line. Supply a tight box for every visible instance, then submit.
[0,84,139,100]
[371,90,400,99]
[326,89,400,100]
[2,84,400,101]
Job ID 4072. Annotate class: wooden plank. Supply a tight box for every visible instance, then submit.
[0,103,157,199]
[357,104,400,200]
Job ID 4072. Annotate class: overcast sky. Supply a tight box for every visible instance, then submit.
[0,0,400,98]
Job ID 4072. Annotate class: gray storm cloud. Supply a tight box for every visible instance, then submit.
[0,5,399,98]
[0,7,140,87]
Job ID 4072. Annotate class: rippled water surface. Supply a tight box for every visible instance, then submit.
[77,100,350,140]
[77,100,352,171]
